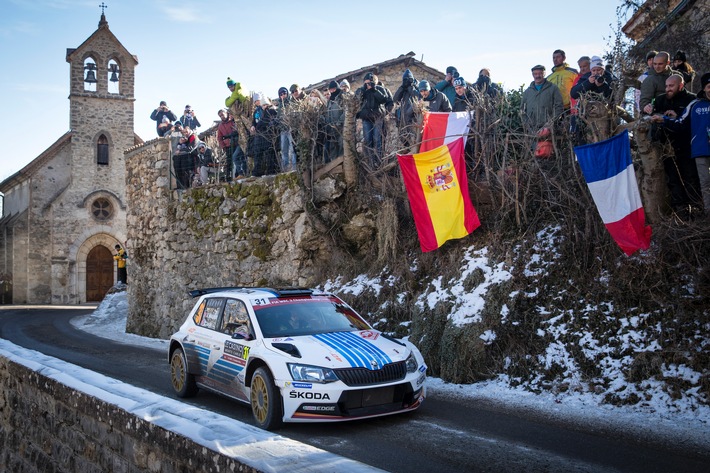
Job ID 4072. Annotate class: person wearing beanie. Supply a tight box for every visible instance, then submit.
[419,79,452,113]
[435,65,459,108]
[180,104,201,131]
[275,86,297,172]
[324,80,345,162]
[149,100,177,137]
[570,55,614,104]
[452,77,476,112]
[393,69,421,147]
[339,79,351,94]
[672,50,696,91]
[225,77,249,110]
[640,51,674,114]
[290,84,306,102]
[250,91,278,177]
[635,51,659,110]
[546,49,579,110]
[521,63,563,132]
[113,244,127,285]
[473,68,502,98]
[652,72,710,215]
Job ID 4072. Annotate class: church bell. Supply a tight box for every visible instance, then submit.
[84,63,97,83]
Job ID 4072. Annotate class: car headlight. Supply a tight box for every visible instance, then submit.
[406,352,419,373]
[288,363,339,384]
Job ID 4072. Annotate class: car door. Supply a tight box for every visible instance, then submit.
[206,297,255,402]
[187,297,226,391]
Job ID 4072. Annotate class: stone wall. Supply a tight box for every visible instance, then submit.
[124,139,347,338]
[0,355,261,473]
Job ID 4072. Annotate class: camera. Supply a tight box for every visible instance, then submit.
[592,75,602,81]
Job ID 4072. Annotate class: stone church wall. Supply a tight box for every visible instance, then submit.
[124,140,339,338]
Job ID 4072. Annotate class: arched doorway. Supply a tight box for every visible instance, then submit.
[86,245,113,301]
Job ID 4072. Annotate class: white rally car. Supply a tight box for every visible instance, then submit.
[168,287,427,430]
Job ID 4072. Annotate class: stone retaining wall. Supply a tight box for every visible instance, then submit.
[0,355,260,473]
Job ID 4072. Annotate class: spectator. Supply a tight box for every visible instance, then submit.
[113,244,127,284]
[569,56,614,102]
[640,51,674,114]
[652,73,710,215]
[250,92,278,177]
[174,126,198,189]
[672,50,696,91]
[150,100,177,137]
[435,66,459,109]
[419,80,451,113]
[290,84,307,102]
[635,50,658,111]
[356,72,390,168]
[324,80,345,163]
[276,86,297,172]
[225,77,249,113]
[180,105,201,131]
[452,77,476,112]
[339,79,352,96]
[217,109,245,181]
[194,142,217,186]
[546,49,578,110]
[521,65,564,133]
[650,74,703,217]
[472,69,502,98]
[393,69,421,148]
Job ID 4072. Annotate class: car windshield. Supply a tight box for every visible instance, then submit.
[253,297,371,338]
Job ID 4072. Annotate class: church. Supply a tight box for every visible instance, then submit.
[0,12,141,304]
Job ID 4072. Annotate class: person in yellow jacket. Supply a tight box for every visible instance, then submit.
[113,244,127,285]
[225,77,249,114]
[546,49,578,110]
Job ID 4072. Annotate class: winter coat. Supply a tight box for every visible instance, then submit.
[193,147,214,168]
[423,88,452,113]
[356,84,389,122]
[434,79,457,109]
[547,63,578,109]
[472,75,501,98]
[662,90,710,159]
[653,88,696,154]
[150,109,177,136]
[217,117,238,150]
[325,88,345,127]
[452,87,476,113]
[569,71,614,102]
[639,66,674,111]
[225,82,249,108]
[393,82,421,126]
[180,113,201,130]
[521,80,564,131]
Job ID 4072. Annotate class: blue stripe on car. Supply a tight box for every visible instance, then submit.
[314,332,392,370]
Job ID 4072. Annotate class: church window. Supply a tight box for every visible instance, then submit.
[97,134,109,165]
[91,198,113,221]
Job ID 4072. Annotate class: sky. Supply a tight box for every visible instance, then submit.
[0,0,630,183]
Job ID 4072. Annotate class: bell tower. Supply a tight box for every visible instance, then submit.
[65,7,138,184]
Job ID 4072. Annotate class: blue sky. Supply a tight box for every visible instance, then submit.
[0,0,628,183]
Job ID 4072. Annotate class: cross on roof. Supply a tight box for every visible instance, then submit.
[99,2,108,15]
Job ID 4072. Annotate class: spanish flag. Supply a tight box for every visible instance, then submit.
[398,138,480,252]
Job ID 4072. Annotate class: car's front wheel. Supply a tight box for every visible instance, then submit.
[170,347,198,398]
[250,367,283,430]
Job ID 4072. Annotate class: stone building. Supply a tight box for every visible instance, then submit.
[0,13,141,304]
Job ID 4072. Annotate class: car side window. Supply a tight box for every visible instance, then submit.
[197,298,223,331]
[221,298,251,336]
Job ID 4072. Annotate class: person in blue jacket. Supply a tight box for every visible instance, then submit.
[653,72,710,215]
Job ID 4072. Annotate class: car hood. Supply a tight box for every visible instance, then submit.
[267,330,410,369]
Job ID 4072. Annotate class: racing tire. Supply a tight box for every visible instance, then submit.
[250,367,283,430]
[170,347,199,398]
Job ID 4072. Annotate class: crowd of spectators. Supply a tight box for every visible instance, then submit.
[149,48,708,219]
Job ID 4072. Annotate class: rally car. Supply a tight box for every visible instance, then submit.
[168,287,427,430]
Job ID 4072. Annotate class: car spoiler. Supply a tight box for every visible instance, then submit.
[187,287,319,298]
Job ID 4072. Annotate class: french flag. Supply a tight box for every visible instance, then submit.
[574,130,652,256]
[420,112,471,153]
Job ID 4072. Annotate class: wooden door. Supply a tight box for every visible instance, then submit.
[86,245,114,302]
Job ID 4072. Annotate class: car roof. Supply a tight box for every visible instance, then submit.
[188,287,331,300]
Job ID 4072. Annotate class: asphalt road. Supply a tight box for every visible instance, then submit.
[0,307,707,473]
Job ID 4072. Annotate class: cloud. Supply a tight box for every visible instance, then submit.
[161,6,209,23]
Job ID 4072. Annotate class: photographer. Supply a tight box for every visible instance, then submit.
[356,72,390,167]
[569,56,614,103]
[150,101,177,137]
[180,105,201,131]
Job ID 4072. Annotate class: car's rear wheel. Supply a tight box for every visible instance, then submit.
[250,367,283,430]
[170,347,198,397]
